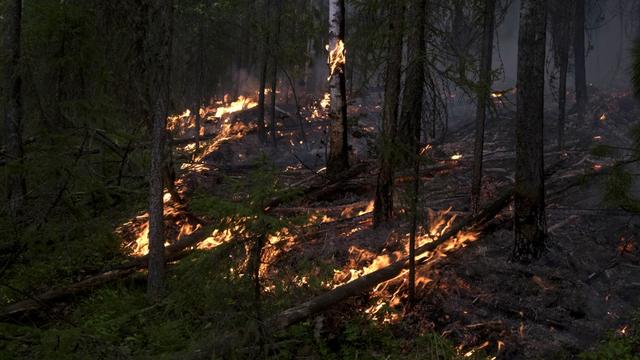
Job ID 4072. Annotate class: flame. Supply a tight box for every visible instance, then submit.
[332,207,479,323]
[451,153,463,161]
[214,96,257,118]
[327,40,346,80]
[599,113,607,121]
[358,200,375,216]
[617,325,629,336]
[490,92,503,99]
[196,122,254,161]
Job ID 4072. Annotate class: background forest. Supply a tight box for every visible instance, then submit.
[1,0,640,359]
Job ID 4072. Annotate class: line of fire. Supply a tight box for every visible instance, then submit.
[1,0,640,359]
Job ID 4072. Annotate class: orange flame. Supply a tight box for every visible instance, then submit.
[327,40,346,80]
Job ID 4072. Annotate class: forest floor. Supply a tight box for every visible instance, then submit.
[2,89,640,359]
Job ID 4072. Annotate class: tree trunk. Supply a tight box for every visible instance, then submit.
[470,0,496,215]
[557,24,570,150]
[327,0,349,178]
[257,0,271,143]
[143,0,174,300]
[513,0,547,263]
[270,0,282,147]
[373,0,404,227]
[2,0,25,218]
[399,0,426,159]
[574,0,587,122]
[402,0,427,303]
[192,20,204,158]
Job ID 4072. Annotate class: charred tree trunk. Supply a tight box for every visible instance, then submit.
[143,0,174,300]
[327,0,349,178]
[513,0,547,263]
[633,41,640,98]
[269,1,282,147]
[574,0,587,123]
[373,0,404,227]
[400,0,426,160]
[2,0,25,218]
[257,0,271,143]
[403,0,427,305]
[555,2,571,151]
[192,20,205,158]
[470,0,496,215]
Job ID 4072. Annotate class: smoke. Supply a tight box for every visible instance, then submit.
[494,0,636,90]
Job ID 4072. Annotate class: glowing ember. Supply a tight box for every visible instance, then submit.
[599,113,607,121]
[320,92,331,109]
[617,325,629,336]
[451,153,463,161]
[593,135,602,141]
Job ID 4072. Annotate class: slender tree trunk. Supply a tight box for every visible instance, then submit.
[403,0,427,306]
[557,28,569,150]
[193,21,204,158]
[257,0,271,143]
[400,0,426,160]
[470,0,496,215]
[373,0,404,227]
[327,0,349,178]
[2,0,25,218]
[144,0,174,300]
[270,0,282,147]
[513,0,547,263]
[574,0,587,123]
[408,145,420,306]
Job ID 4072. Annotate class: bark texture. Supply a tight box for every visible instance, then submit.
[327,0,349,178]
[574,0,587,122]
[2,0,25,218]
[373,0,404,227]
[550,0,572,150]
[470,0,496,214]
[399,0,426,157]
[142,0,174,300]
[514,0,547,263]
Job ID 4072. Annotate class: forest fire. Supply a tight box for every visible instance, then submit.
[327,40,346,79]
[167,94,258,133]
[214,95,257,118]
[7,0,640,359]
[334,208,478,291]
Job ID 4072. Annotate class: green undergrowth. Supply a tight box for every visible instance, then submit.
[579,315,640,360]
[0,242,466,359]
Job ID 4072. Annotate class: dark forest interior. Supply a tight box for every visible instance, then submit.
[1,0,640,359]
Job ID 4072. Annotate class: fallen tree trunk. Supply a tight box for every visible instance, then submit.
[0,165,370,319]
[0,227,210,318]
[265,188,514,332]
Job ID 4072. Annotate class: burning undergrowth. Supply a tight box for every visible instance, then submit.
[110,85,640,359]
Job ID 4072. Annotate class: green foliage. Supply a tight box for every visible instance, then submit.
[604,167,640,214]
[580,316,640,360]
[275,315,461,360]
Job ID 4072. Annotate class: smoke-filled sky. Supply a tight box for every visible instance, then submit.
[495,0,637,90]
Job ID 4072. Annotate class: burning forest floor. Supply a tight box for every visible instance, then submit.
[2,90,640,359]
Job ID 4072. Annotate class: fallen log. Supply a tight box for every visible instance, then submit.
[265,188,515,332]
[0,227,211,318]
[259,160,576,334]
[0,165,370,318]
